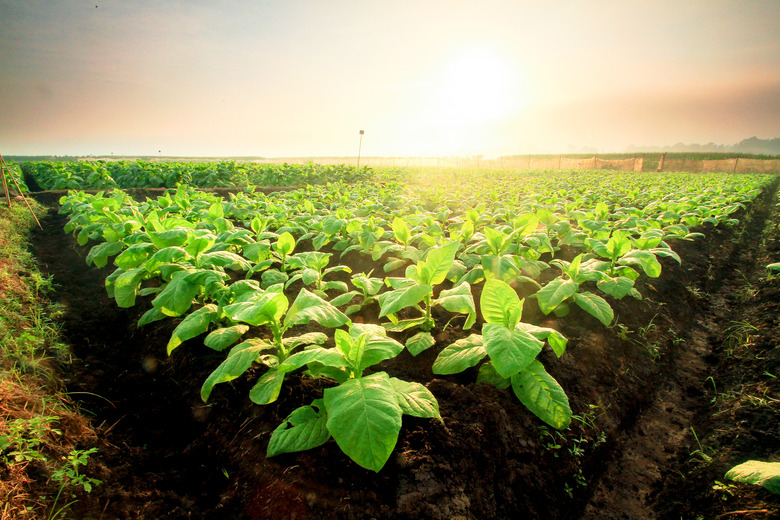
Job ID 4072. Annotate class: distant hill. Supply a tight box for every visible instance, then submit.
[626,137,780,156]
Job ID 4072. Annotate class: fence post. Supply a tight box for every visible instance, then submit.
[733,157,739,173]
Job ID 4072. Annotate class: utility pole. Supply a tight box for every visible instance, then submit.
[357,130,364,168]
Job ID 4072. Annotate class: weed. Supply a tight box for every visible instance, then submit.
[722,320,758,356]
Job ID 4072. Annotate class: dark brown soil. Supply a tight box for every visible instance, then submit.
[27,181,780,519]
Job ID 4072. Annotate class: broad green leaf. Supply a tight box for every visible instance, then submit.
[224,290,288,326]
[204,325,249,352]
[167,304,219,354]
[377,283,432,318]
[282,331,328,350]
[149,228,190,249]
[619,250,662,278]
[597,276,635,299]
[432,334,486,375]
[435,282,477,329]
[152,269,225,317]
[185,234,217,258]
[279,347,348,373]
[144,246,190,273]
[725,460,780,494]
[481,278,523,329]
[330,290,360,307]
[536,278,578,315]
[388,377,441,420]
[113,267,147,308]
[417,241,459,286]
[515,322,568,358]
[249,369,286,405]
[392,217,411,245]
[114,242,156,270]
[137,306,166,327]
[200,338,273,401]
[275,231,296,256]
[476,360,511,389]
[606,231,631,260]
[285,288,350,328]
[323,372,403,472]
[267,399,331,457]
[406,331,435,356]
[572,291,614,326]
[86,241,124,268]
[510,360,571,429]
[483,323,543,379]
[199,251,252,271]
[261,268,289,288]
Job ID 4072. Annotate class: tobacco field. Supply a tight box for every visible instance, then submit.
[3,161,779,519]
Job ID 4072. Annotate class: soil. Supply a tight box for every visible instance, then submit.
[26,181,780,520]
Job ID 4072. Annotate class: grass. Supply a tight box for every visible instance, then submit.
[0,200,98,519]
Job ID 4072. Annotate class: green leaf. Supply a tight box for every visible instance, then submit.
[606,231,631,260]
[114,242,156,270]
[377,283,432,318]
[406,331,435,356]
[203,325,249,352]
[388,377,441,420]
[392,217,411,245]
[417,241,459,286]
[515,322,568,358]
[483,323,543,379]
[152,270,225,317]
[279,347,348,373]
[249,369,286,405]
[198,251,252,271]
[86,241,124,268]
[618,250,662,278]
[510,360,571,429]
[432,334,486,375]
[167,304,219,355]
[435,282,476,329]
[725,460,780,494]
[597,276,635,299]
[113,267,147,308]
[536,278,578,315]
[137,306,166,327]
[354,324,404,373]
[149,228,191,249]
[285,288,350,328]
[275,231,296,256]
[572,291,614,326]
[223,290,288,326]
[185,234,217,258]
[323,372,403,472]
[480,278,523,328]
[476,360,511,389]
[267,399,331,457]
[200,338,273,401]
[282,331,328,350]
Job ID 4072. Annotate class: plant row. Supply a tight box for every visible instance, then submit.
[56,170,774,471]
[21,160,375,190]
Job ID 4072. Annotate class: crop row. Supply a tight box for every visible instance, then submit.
[20,160,375,190]
[57,170,773,471]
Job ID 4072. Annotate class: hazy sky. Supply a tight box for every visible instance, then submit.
[1,1,778,157]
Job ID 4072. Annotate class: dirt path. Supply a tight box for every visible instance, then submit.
[581,179,780,519]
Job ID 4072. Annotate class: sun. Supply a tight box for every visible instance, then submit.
[408,45,526,154]
[433,47,521,126]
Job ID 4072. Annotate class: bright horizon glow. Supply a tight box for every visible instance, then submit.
[0,1,778,157]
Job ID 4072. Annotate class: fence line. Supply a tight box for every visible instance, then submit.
[255,155,779,173]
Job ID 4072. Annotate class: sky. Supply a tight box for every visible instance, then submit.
[1,0,779,158]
